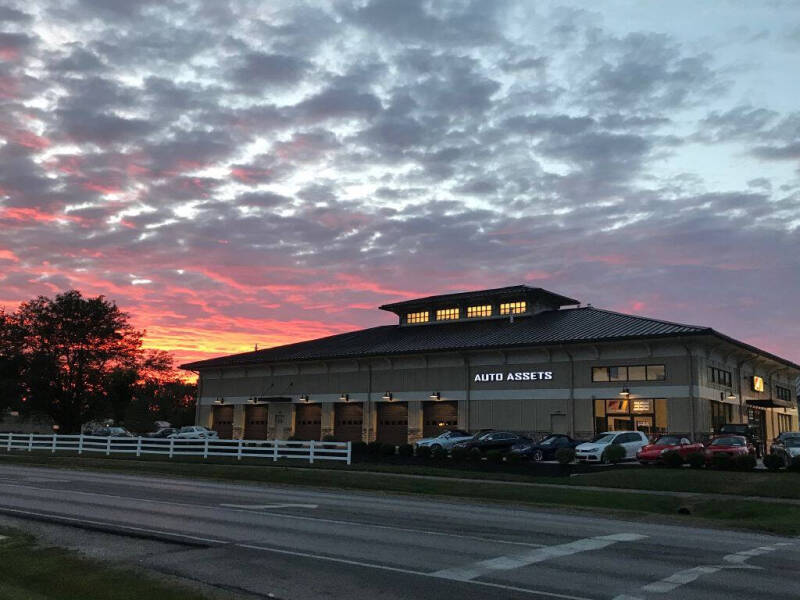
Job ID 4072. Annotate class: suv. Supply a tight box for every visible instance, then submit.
[169,426,219,439]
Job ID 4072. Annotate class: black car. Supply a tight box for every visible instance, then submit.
[510,434,582,461]
[454,431,530,453]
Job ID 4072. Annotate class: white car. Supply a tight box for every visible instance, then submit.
[415,429,475,451]
[168,426,219,439]
[575,431,649,463]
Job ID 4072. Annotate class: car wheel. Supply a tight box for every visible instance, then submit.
[532,449,544,462]
[431,444,442,452]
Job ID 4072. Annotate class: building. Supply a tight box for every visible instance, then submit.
[180,286,799,448]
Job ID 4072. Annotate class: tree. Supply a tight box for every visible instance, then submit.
[12,290,142,432]
[0,309,24,414]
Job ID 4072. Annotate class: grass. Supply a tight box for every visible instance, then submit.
[0,528,215,600]
[3,450,800,536]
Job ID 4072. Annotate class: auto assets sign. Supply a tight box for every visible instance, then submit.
[473,370,553,383]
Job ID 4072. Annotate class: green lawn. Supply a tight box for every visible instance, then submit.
[2,451,800,535]
[0,529,216,600]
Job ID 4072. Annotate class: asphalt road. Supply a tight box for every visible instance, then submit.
[0,463,797,600]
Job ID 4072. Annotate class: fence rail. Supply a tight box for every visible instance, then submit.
[0,433,351,464]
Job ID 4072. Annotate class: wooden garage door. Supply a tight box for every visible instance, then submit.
[334,403,363,442]
[294,403,321,441]
[376,402,408,445]
[244,405,268,440]
[423,401,458,438]
[212,405,234,439]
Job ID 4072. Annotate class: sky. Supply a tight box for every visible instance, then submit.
[1,0,799,368]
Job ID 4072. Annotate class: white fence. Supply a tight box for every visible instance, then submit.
[0,433,351,464]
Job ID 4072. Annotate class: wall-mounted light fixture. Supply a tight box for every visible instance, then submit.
[300,394,310,402]
[619,388,630,398]
[214,397,225,404]
[339,393,349,402]
[429,392,441,400]
[382,391,393,401]
[727,392,737,401]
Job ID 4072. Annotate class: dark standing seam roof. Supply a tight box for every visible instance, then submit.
[180,307,714,370]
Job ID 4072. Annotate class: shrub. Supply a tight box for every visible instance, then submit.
[661,450,684,469]
[351,441,368,455]
[763,453,784,472]
[430,445,447,460]
[711,454,733,470]
[555,447,575,465]
[398,443,413,457]
[468,447,483,461]
[486,449,504,464]
[603,444,626,464]
[505,452,523,465]
[451,446,469,461]
[686,452,705,469]
[380,443,396,457]
[322,434,336,442]
[733,453,756,471]
[366,441,383,456]
[789,456,800,472]
[416,445,432,459]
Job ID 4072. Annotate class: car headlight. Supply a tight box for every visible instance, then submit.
[582,447,597,453]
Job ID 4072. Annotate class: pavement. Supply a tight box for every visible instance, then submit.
[0,463,797,600]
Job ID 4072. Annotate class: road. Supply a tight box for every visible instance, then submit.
[0,463,797,600]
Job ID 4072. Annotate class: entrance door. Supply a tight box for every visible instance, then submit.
[607,416,633,431]
[334,403,363,442]
[212,405,234,439]
[294,403,321,440]
[376,402,408,445]
[244,405,268,440]
[423,401,458,438]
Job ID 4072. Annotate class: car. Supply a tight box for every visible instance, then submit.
[145,427,177,438]
[509,434,583,461]
[169,426,219,439]
[704,435,755,464]
[717,423,762,456]
[770,432,800,466]
[90,426,133,437]
[575,431,649,463]
[415,429,474,451]
[636,435,704,464]
[453,431,530,454]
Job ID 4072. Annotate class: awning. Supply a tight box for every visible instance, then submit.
[746,399,795,409]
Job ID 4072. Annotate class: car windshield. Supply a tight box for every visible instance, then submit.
[711,437,744,446]
[540,436,558,446]
[719,426,746,434]
[592,434,616,444]
[180,426,193,432]
[784,438,800,448]
[655,436,681,446]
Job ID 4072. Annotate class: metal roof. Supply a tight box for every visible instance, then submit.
[180,306,723,370]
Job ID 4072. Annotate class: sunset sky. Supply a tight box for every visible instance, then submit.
[1,1,799,368]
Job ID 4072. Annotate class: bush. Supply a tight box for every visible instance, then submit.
[468,447,483,461]
[486,449,504,464]
[763,453,784,472]
[322,434,336,442]
[603,444,626,464]
[555,447,575,465]
[430,445,447,460]
[711,454,733,470]
[661,450,684,468]
[366,441,383,456]
[351,441,368,455]
[733,453,757,471]
[505,452,524,465]
[686,452,705,469]
[398,443,413,457]
[416,445,432,459]
[789,456,800,472]
[451,446,469,461]
[380,443,396,457]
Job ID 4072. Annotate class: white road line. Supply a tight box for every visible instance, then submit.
[219,503,319,509]
[0,481,546,548]
[641,566,721,593]
[238,543,595,600]
[431,533,647,582]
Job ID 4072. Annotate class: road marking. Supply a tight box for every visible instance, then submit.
[220,503,318,510]
[431,533,647,582]
[238,542,595,600]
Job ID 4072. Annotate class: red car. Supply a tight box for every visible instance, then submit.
[637,435,704,464]
[704,435,755,464]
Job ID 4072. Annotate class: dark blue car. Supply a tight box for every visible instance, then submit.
[510,434,582,461]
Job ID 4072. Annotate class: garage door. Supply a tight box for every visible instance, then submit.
[244,405,268,440]
[294,403,321,440]
[423,401,458,438]
[334,403,363,442]
[376,402,408,445]
[212,405,234,439]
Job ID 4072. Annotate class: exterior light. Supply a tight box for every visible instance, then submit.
[430,392,441,400]
[727,392,737,401]
[214,397,225,404]
[339,393,349,402]
[382,392,393,401]
[52,424,60,431]
[300,394,309,402]
[619,388,630,398]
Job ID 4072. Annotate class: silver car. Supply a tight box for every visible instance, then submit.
[415,429,474,452]
[771,432,800,466]
[169,426,219,439]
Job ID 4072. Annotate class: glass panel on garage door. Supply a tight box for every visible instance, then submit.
[423,401,458,438]
[294,403,321,440]
[244,405,268,440]
[212,405,234,439]
[377,402,408,445]
[334,402,363,442]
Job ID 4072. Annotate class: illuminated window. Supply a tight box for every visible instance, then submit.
[467,305,492,318]
[406,311,429,324]
[435,307,459,320]
[499,301,526,315]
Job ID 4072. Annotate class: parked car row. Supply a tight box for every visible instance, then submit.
[85,425,219,439]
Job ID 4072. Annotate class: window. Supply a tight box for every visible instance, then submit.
[646,365,666,381]
[467,305,492,318]
[592,367,609,382]
[776,386,792,402]
[406,311,429,324]
[778,413,793,432]
[435,307,459,320]
[591,365,666,382]
[708,366,732,387]
[499,301,526,315]
[609,366,628,382]
[710,400,733,432]
[628,365,647,381]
